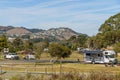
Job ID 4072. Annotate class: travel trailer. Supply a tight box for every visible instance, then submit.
[82,50,117,64]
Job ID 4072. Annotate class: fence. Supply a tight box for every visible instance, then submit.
[0,63,54,75]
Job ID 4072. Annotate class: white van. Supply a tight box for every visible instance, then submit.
[5,53,19,60]
[23,54,35,60]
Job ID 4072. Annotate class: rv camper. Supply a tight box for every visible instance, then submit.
[83,50,117,64]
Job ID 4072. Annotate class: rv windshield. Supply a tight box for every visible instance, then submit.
[107,54,114,58]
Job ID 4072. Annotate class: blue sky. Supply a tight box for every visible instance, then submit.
[0,0,120,36]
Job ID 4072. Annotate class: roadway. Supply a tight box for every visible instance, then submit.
[0,59,83,64]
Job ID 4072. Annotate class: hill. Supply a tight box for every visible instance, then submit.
[0,25,86,41]
[0,25,14,34]
[99,13,120,33]
[0,25,14,31]
[88,13,120,50]
[6,27,31,36]
[31,27,81,40]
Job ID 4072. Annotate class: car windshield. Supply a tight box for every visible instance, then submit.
[11,53,16,55]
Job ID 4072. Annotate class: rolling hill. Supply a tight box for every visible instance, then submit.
[0,26,86,41]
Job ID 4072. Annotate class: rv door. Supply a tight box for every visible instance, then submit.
[104,55,110,63]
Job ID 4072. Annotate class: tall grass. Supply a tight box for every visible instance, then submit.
[5,71,120,80]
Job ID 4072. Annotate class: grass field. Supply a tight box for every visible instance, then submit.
[1,62,120,80]
[1,61,120,74]
[1,51,120,73]
[1,51,120,80]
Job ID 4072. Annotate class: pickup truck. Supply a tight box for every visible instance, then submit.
[5,53,19,60]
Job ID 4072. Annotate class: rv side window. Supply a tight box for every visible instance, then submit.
[98,54,102,57]
[105,55,109,58]
[86,53,90,56]
[105,52,108,54]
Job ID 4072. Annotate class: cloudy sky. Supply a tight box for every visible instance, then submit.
[0,0,120,36]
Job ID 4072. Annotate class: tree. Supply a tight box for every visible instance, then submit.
[68,34,88,50]
[34,44,43,59]
[99,13,120,33]
[48,43,71,59]
[24,40,33,50]
[0,35,8,51]
[114,42,120,53]
[77,34,88,47]
[21,35,30,39]
[34,41,49,59]
[9,38,24,52]
[98,13,120,46]
[87,33,107,49]
[89,13,120,49]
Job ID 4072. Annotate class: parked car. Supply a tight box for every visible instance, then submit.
[4,53,19,60]
[23,54,35,60]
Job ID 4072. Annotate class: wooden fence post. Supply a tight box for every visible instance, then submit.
[52,64,53,75]
[45,67,47,74]
[34,63,36,72]
[60,60,62,80]
[0,66,2,74]
[26,66,28,74]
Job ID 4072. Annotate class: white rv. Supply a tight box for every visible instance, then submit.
[83,50,117,64]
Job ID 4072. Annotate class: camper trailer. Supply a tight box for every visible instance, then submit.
[83,50,117,64]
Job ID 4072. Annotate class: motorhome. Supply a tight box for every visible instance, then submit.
[82,50,117,64]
